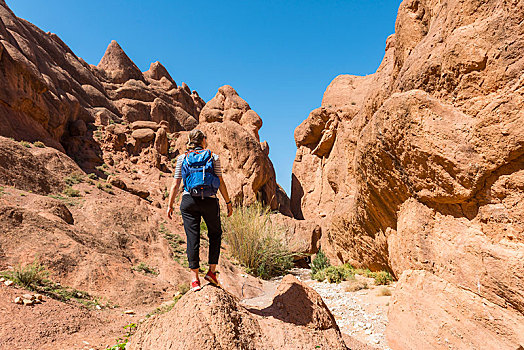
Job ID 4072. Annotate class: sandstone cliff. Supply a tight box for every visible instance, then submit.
[291,0,524,348]
[0,1,287,213]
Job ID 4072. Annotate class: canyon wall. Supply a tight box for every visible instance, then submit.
[291,0,524,348]
[0,1,286,212]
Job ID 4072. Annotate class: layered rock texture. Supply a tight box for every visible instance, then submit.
[0,1,286,212]
[291,0,524,348]
[128,275,347,350]
[173,85,285,211]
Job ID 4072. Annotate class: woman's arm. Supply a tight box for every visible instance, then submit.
[218,176,233,217]
[166,177,182,219]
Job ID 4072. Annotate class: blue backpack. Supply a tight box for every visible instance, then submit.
[181,149,220,198]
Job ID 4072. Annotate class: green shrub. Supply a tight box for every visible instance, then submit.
[311,249,330,276]
[33,141,45,148]
[131,262,158,275]
[311,268,326,282]
[325,266,344,283]
[96,182,114,194]
[373,270,394,285]
[340,263,355,280]
[95,164,108,172]
[64,172,84,185]
[87,173,98,180]
[63,186,81,197]
[19,141,32,148]
[378,287,392,296]
[223,203,294,280]
[178,282,190,295]
[106,323,137,350]
[3,260,49,289]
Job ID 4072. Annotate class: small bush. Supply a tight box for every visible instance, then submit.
[373,271,394,285]
[33,141,45,148]
[223,203,294,280]
[4,260,49,289]
[95,164,108,172]
[97,182,114,194]
[131,262,158,275]
[64,172,84,185]
[87,173,98,180]
[106,323,137,350]
[63,186,81,197]
[377,287,392,296]
[345,280,368,292]
[311,269,326,281]
[311,249,330,276]
[325,266,344,283]
[19,141,32,148]
[178,282,190,295]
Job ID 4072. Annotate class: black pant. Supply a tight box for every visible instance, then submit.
[180,195,222,269]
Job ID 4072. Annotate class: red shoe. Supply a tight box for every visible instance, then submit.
[191,280,202,292]
[204,270,220,286]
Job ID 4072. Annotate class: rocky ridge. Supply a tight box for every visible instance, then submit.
[127,275,348,350]
[291,0,524,348]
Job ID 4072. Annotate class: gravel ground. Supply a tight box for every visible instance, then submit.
[283,268,394,350]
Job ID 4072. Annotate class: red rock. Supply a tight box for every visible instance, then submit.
[131,129,155,143]
[143,61,176,87]
[97,40,144,84]
[290,0,524,347]
[127,275,347,349]
[131,121,160,131]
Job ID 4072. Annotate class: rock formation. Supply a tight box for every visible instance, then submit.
[0,0,289,213]
[173,85,283,211]
[291,0,524,348]
[0,1,203,171]
[127,275,348,350]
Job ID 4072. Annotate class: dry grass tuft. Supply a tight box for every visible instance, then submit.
[345,280,368,292]
[222,202,294,280]
[377,287,392,296]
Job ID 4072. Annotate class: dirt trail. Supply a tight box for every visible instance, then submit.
[240,268,393,350]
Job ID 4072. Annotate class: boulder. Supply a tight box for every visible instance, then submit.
[387,270,524,350]
[69,119,87,137]
[107,176,127,190]
[185,85,288,212]
[127,275,347,350]
[131,128,155,143]
[131,121,160,131]
[126,185,150,199]
[154,127,168,155]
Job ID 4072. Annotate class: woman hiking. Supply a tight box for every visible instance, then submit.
[166,129,233,292]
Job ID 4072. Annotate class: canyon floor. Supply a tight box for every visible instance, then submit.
[242,268,393,350]
[1,265,393,350]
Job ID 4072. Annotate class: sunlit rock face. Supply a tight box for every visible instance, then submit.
[291,0,524,348]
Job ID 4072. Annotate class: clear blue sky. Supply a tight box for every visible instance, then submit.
[8,0,400,195]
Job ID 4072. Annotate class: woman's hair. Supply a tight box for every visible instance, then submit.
[187,129,206,150]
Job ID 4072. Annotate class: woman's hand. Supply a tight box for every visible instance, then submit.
[226,202,233,217]
[167,206,174,220]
